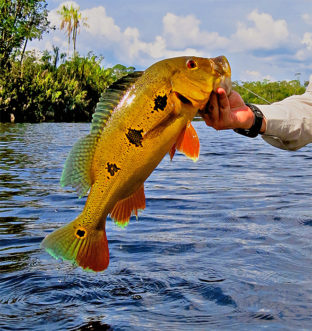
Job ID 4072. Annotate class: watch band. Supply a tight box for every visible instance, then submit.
[234,103,264,138]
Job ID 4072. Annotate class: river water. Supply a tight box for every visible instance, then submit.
[0,122,311,330]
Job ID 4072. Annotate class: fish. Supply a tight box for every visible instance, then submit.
[41,55,231,272]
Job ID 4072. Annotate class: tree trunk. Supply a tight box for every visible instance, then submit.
[20,38,28,65]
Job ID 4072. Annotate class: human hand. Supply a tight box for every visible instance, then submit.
[200,88,255,130]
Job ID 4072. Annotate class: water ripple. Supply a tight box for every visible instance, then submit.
[0,123,312,330]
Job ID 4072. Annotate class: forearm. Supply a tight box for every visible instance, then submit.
[257,83,312,150]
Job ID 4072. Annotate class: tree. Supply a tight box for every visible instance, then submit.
[58,4,88,57]
[0,0,50,69]
[58,5,72,57]
[71,6,88,56]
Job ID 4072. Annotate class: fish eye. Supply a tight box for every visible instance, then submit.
[186,59,197,70]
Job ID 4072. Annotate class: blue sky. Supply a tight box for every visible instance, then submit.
[30,0,312,83]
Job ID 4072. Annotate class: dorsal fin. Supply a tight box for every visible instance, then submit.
[60,71,143,197]
[90,71,144,137]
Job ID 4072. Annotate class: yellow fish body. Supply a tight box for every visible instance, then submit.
[41,56,231,272]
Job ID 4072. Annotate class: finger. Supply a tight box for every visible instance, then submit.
[216,87,226,94]
[208,92,220,123]
[217,88,230,111]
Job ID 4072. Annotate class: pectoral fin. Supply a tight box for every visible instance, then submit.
[110,184,146,227]
[169,121,200,162]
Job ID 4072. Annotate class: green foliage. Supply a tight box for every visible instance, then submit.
[0,0,50,68]
[0,51,134,122]
[233,79,307,104]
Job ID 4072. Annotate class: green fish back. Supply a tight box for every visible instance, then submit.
[60,71,144,197]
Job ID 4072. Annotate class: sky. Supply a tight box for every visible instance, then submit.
[29,0,312,83]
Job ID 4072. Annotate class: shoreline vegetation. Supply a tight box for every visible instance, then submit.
[0,52,308,123]
[0,51,134,123]
[0,1,309,123]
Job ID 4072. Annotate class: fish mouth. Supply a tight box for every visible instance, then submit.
[175,92,193,105]
[174,91,210,110]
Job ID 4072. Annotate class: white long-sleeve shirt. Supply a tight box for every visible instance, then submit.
[257,81,312,151]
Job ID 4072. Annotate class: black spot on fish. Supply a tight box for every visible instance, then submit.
[106,162,121,176]
[154,95,167,111]
[76,229,85,238]
[126,128,143,147]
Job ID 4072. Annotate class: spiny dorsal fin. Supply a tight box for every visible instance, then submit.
[60,72,143,197]
[60,134,97,197]
[91,71,144,137]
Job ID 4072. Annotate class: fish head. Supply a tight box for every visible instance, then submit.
[169,55,231,110]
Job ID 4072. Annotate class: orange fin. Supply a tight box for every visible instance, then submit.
[41,219,109,272]
[172,121,200,162]
[110,184,146,227]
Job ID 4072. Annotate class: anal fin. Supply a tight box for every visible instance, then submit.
[169,121,200,162]
[110,184,145,227]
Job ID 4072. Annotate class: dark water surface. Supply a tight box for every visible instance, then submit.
[0,122,311,330]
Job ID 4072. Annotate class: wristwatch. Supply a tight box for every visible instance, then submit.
[234,103,264,138]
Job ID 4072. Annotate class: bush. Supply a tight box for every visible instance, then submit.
[0,51,134,122]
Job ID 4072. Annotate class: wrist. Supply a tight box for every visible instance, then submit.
[234,103,264,138]
[247,105,267,134]
[259,116,266,134]
[233,105,255,129]
[243,106,256,130]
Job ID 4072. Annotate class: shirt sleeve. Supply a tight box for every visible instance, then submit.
[257,81,312,151]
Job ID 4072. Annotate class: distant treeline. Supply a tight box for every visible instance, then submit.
[233,79,308,105]
[0,51,134,122]
[0,52,310,123]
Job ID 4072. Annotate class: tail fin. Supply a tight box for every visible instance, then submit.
[41,220,109,272]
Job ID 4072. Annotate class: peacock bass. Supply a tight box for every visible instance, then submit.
[41,56,231,272]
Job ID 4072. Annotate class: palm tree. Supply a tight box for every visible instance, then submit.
[58,5,72,57]
[71,6,88,56]
[57,5,88,57]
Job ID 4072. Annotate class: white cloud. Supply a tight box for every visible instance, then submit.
[82,6,121,43]
[295,32,312,60]
[44,5,293,65]
[25,46,43,59]
[79,7,205,64]
[240,69,274,81]
[29,3,312,82]
[231,10,289,51]
[302,13,312,25]
[302,32,312,50]
[162,13,229,50]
